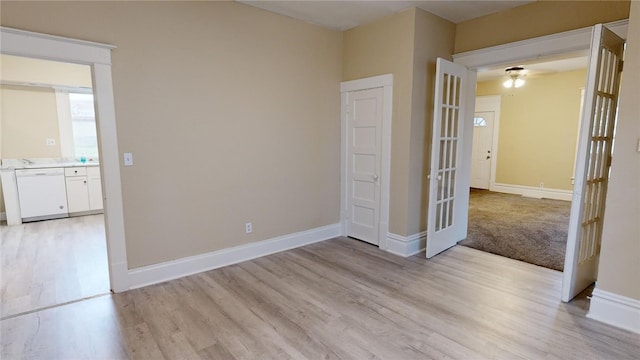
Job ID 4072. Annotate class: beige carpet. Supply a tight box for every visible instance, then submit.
[458,189,571,271]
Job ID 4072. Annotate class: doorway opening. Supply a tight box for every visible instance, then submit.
[459,54,589,273]
[449,21,627,302]
[0,26,129,296]
[0,54,110,319]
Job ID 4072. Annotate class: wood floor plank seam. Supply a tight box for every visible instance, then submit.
[0,292,112,321]
[2,235,639,359]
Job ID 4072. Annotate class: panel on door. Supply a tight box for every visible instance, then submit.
[471,111,494,189]
[347,87,383,245]
[562,24,624,302]
[426,58,475,258]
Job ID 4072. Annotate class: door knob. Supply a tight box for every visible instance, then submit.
[372,174,379,181]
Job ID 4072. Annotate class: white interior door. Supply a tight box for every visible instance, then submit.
[562,24,624,302]
[346,87,383,245]
[470,111,494,189]
[426,58,475,258]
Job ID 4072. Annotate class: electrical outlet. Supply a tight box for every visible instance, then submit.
[245,222,252,234]
[123,153,134,166]
[46,138,56,146]
[539,182,544,188]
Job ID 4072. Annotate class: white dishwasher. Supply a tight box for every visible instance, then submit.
[15,168,69,221]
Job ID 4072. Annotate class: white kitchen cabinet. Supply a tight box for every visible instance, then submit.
[87,166,103,210]
[66,175,90,213]
[65,166,103,214]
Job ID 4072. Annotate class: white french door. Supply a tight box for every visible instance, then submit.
[426,58,476,258]
[346,87,384,245]
[562,24,625,302]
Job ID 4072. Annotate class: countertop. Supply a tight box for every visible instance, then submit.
[0,158,100,171]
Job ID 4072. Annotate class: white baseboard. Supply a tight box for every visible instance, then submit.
[0,212,6,221]
[127,223,341,290]
[386,231,426,257]
[587,287,640,334]
[491,183,573,201]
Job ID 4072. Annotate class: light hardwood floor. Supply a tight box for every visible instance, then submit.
[1,215,110,319]
[2,237,639,359]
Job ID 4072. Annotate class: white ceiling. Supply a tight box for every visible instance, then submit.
[237,0,535,30]
[476,51,589,81]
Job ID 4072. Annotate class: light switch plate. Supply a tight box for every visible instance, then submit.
[123,152,134,166]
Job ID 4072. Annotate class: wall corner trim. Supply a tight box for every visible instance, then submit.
[587,287,640,334]
[127,223,341,290]
[386,231,427,257]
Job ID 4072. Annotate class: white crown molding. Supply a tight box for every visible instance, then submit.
[453,20,628,70]
[386,231,426,257]
[128,223,341,290]
[588,287,640,334]
[491,183,573,201]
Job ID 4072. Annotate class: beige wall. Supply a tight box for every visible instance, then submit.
[407,9,456,235]
[1,1,343,268]
[455,1,630,53]
[0,85,61,159]
[1,54,92,88]
[342,9,415,236]
[476,69,587,191]
[342,8,455,236]
[597,1,640,301]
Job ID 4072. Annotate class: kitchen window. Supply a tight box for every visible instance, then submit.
[68,92,99,159]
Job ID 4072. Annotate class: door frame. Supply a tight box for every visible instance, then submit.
[474,95,501,190]
[453,20,628,70]
[1,26,129,292]
[452,20,628,299]
[340,74,393,250]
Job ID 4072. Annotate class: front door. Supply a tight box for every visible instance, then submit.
[561,24,625,302]
[470,111,494,189]
[426,58,476,258]
[346,87,383,245]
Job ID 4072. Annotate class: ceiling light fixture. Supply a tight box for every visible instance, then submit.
[503,66,526,88]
